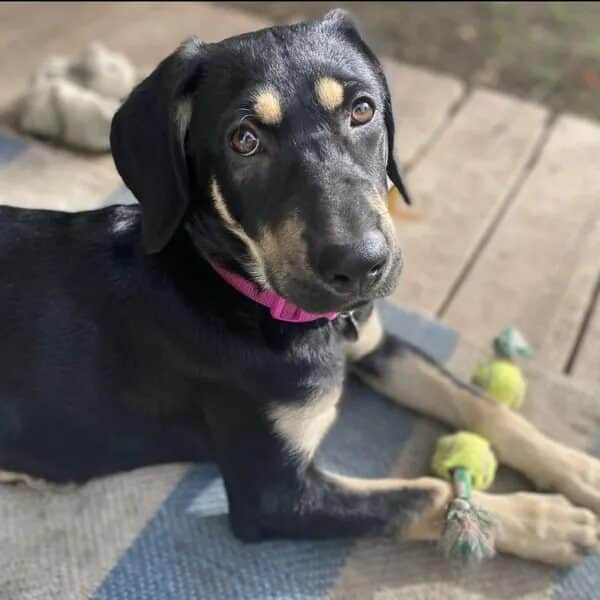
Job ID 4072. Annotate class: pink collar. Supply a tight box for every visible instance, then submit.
[208,261,339,323]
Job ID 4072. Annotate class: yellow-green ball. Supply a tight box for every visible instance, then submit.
[431,431,498,491]
[471,359,526,410]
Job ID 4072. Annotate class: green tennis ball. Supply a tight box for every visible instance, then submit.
[431,431,498,491]
[471,359,526,410]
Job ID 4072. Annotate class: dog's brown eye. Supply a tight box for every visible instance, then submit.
[351,99,374,125]
[231,126,260,156]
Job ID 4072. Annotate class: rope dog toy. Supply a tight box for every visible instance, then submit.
[432,432,497,562]
[441,466,496,562]
[431,327,533,563]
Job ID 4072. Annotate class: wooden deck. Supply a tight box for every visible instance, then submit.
[1,2,598,387]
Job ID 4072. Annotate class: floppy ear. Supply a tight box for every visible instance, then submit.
[324,9,413,205]
[323,8,361,31]
[110,37,206,253]
[383,92,413,206]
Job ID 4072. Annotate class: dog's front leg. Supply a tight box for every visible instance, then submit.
[203,391,598,565]
[349,307,600,516]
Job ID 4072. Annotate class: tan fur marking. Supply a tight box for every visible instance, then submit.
[323,471,451,540]
[348,319,600,563]
[355,346,600,505]
[324,470,600,564]
[259,216,305,259]
[258,215,309,289]
[253,88,283,125]
[269,388,342,463]
[357,352,556,483]
[210,178,269,287]
[370,184,396,240]
[344,309,384,361]
[315,77,344,111]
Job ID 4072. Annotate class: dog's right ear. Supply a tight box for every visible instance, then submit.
[110,38,207,253]
[322,8,360,30]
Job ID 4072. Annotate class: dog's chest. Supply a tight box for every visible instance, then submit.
[268,386,342,464]
[252,322,346,463]
[235,319,345,396]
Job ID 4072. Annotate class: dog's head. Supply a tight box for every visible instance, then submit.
[111,9,412,314]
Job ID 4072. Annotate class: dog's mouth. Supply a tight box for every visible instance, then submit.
[268,247,403,315]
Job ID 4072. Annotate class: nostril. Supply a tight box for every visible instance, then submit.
[368,261,385,278]
[333,273,351,284]
[318,232,388,293]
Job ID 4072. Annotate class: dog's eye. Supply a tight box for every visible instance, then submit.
[351,99,374,126]
[231,126,260,156]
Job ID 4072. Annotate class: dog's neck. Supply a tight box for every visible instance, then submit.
[182,219,338,324]
[207,260,339,324]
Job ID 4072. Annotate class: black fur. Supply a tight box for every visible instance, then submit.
[1,11,431,543]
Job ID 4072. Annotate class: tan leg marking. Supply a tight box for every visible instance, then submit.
[252,88,283,125]
[325,471,599,565]
[356,341,600,514]
[325,471,450,538]
[315,77,344,111]
[269,387,342,465]
[344,308,383,362]
[210,178,269,287]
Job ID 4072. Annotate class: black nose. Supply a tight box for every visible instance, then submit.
[318,231,389,294]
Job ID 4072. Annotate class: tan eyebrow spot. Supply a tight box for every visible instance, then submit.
[315,77,344,111]
[252,88,283,125]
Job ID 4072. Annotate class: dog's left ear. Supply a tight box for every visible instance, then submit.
[324,9,413,205]
[323,8,360,32]
[110,37,207,253]
[382,91,413,205]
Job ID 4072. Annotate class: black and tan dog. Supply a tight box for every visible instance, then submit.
[1,10,600,566]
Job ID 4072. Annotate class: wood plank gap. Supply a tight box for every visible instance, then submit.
[436,112,556,318]
[404,84,468,173]
[565,272,600,375]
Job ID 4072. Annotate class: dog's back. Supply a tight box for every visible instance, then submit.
[0,205,212,482]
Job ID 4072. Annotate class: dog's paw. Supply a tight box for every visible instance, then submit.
[476,491,600,566]
[554,446,600,515]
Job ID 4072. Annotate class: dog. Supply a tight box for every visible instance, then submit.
[1,9,599,566]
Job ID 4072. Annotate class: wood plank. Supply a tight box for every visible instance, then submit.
[87,2,270,65]
[538,217,600,372]
[382,60,464,166]
[0,3,86,49]
[442,114,600,370]
[389,89,547,315]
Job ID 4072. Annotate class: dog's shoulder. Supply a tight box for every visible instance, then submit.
[0,203,142,253]
[0,203,148,326]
